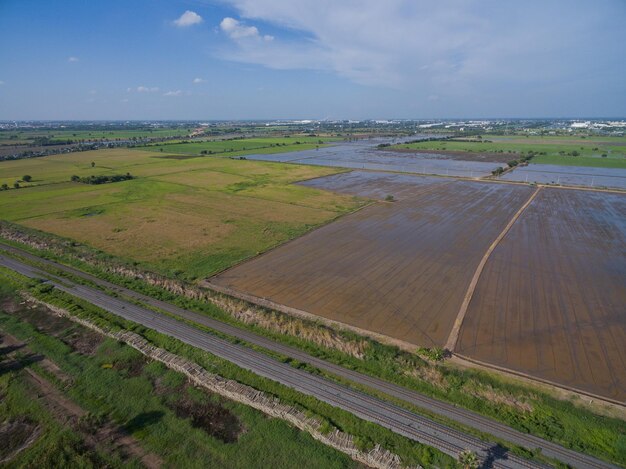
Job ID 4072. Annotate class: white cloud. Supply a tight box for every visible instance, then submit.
[163,90,183,97]
[220,17,273,41]
[192,78,205,84]
[137,86,159,93]
[215,0,625,95]
[174,10,203,27]
[67,56,79,62]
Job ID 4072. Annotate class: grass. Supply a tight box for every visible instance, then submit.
[0,128,195,143]
[0,148,365,279]
[527,154,626,168]
[142,136,338,157]
[0,284,359,468]
[2,231,625,468]
[393,135,626,168]
[0,271,454,468]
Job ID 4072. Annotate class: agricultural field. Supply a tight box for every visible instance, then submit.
[0,127,195,143]
[501,164,626,190]
[248,139,504,177]
[141,136,338,157]
[210,172,535,348]
[0,284,355,468]
[456,188,626,402]
[390,135,626,168]
[0,148,364,279]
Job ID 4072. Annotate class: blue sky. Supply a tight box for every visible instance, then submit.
[0,0,624,120]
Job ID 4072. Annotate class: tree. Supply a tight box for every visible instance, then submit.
[22,175,32,182]
[1,183,8,191]
[13,181,20,189]
[91,161,96,168]
[458,449,479,469]
[71,175,80,182]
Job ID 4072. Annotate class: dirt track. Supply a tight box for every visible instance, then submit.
[457,188,626,402]
[212,173,534,347]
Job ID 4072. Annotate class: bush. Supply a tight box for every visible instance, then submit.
[72,173,134,185]
[22,175,32,182]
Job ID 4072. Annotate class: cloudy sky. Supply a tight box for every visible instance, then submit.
[0,0,624,120]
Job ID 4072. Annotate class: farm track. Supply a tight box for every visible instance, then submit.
[457,188,626,402]
[211,179,535,347]
[445,187,542,351]
[0,244,618,469]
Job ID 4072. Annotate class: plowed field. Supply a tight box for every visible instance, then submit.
[457,188,626,401]
[211,173,534,347]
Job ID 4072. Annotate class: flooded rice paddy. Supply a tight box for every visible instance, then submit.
[247,139,504,177]
[212,173,534,348]
[211,170,626,400]
[457,188,626,401]
[500,163,626,189]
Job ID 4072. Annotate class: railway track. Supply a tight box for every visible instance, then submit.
[0,243,618,469]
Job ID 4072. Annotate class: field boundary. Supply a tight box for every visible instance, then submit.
[24,294,417,469]
[451,353,626,409]
[444,186,542,352]
[203,280,420,353]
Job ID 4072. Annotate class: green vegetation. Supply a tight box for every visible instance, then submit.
[141,136,337,157]
[529,154,626,168]
[0,148,365,279]
[0,127,195,144]
[392,135,626,168]
[0,271,454,468]
[2,228,624,468]
[71,173,135,185]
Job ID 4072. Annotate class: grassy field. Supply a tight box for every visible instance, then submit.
[0,270,454,468]
[3,226,626,467]
[0,283,357,468]
[0,148,364,279]
[393,135,626,168]
[141,136,339,157]
[0,128,195,143]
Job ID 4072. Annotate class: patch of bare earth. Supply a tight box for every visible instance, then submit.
[169,390,243,443]
[0,418,41,464]
[1,299,162,468]
[382,147,511,163]
[5,296,104,355]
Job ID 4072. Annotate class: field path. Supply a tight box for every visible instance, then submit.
[445,186,542,352]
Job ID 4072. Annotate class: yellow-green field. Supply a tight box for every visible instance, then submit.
[0,149,365,279]
[392,135,626,168]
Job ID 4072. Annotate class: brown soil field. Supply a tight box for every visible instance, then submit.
[211,174,534,347]
[299,170,448,201]
[456,188,626,402]
[381,147,511,163]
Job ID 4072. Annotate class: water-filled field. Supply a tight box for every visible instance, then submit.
[500,164,626,189]
[211,170,626,401]
[457,188,626,401]
[211,172,534,348]
[247,140,504,177]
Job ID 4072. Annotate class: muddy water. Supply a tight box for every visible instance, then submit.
[247,139,504,177]
[501,163,626,189]
[458,188,626,401]
[212,178,533,348]
[298,170,446,201]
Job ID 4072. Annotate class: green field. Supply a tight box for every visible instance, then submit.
[0,284,356,468]
[393,135,626,168]
[0,148,364,279]
[142,136,338,157]
[0,128,195,143]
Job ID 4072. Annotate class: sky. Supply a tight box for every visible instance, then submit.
[0,0,624,120]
